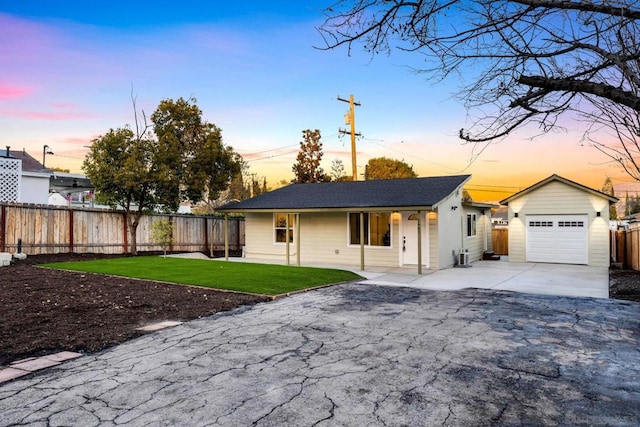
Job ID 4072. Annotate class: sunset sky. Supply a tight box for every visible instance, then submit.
[2,1,638,202]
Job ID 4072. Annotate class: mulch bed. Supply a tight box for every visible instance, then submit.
[609,268,640,302]
[0,253,269,366]
[1,253,639,367]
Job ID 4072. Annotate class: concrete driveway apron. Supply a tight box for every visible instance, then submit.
[359,261,610,299]
[1,284,638,426]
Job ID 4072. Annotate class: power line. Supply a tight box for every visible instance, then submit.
[361,137,460,173]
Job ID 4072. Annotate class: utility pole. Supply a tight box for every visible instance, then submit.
[338,95,361,181]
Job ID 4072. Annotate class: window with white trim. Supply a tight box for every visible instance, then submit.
[348,212,391,246]
[467,214,477,237]
[274,213,294,243]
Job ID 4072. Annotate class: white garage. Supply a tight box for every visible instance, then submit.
[501,175,617,267]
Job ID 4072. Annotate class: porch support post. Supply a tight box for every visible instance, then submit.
[417,210,423,275]
[360,211,365,271]
[224,213,229,261]
[295,213,300,266]
[285,213,290,265]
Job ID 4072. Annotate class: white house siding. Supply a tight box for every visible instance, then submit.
[244,212,401,267]
[21,173,50,204]
[506,181,611,267]
[435,188,464,269]
[463,208,493,263]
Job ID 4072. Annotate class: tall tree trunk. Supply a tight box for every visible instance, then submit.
[126,212,142,256]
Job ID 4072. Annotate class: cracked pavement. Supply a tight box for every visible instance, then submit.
[1,283,639,426]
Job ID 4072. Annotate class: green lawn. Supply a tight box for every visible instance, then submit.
[43,257,361,296]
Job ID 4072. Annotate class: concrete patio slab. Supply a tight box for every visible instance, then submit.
[0,284,638,426]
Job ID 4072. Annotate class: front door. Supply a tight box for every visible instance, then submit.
[401,212,428,266]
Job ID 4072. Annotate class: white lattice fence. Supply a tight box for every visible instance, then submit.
[0,158,21,202]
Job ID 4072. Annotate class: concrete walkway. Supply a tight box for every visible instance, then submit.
[1,284,638,426]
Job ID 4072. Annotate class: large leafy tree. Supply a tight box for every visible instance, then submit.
[292,129,330,183]
[318,1,640,177]
[84,97,241,255]
[83,127,167,255]
[364,157,417,180]
[151,97,241,210]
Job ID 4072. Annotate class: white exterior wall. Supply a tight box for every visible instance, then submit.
[507,181,611,267]
[462,207,493,263]
[244,211,401,268]
[435,188,464,269]
[21,173,51,204]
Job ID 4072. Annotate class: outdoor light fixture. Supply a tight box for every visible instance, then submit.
[597,211,601,217]
[514,212,519,218]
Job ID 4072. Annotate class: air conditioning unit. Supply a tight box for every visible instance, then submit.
[457,249,470,268]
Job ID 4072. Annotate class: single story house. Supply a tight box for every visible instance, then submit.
[0,148,51,204]
[500,174,617,267]
[217,175,495,272]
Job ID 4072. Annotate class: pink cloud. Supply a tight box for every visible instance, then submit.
[57,136,100,146]
[49,102,78,109]
[0,84,31,100]
[0,108,93,121]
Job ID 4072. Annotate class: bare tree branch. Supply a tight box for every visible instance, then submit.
[318,0,640,181]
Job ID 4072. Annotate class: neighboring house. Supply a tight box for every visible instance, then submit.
[217,175,494,272]
[48,172,96,208]
[500,174,617,267]
[0,148,51,204]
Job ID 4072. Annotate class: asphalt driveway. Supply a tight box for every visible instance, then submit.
[1,283,638,426]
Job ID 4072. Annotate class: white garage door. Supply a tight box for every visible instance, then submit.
[526,215,588,264]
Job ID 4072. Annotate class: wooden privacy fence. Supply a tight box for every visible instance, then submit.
[491,228,509,255]
[0,203,244,255]
[611,229,640,271]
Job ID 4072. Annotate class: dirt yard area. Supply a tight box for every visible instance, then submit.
[0,253,269,366]
[1,253,638,367]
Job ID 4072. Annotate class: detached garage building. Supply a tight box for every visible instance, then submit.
[501,175,617,267]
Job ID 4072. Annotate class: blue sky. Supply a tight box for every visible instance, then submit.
[1,1,635,200]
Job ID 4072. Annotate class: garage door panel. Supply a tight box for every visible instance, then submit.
[526,215,588,264]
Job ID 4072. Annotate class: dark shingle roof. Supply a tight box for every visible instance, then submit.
[218,175,471,212]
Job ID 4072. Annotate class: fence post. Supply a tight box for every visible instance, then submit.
[168,216,174,253]
[204,217,209,256]
[68,208,74,253]
[123,212,129,254]
[0,204,5,252]
[224,214,229,260]
[236,217,241,252]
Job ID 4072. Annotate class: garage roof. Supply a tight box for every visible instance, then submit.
[217,175,471,212]
[500,174,618,205]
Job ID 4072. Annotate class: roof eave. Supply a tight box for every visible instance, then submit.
[501,174,618,205]
[463,201,499,209]
[216,205,436,214]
